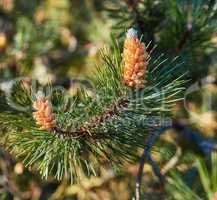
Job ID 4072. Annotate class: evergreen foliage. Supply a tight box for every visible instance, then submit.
[0,36,185,182]
[0,0,217,199]
[106,0,217,81]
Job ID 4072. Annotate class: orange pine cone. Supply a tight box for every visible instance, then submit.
[123,28,149,88]
[0,33,7,51]
[32,93,56,130]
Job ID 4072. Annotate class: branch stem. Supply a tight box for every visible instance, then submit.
[135,126,170,200]
[51,98,129,139]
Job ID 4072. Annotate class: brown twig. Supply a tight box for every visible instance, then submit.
[52,98,129,139]
[175,22,193,54]
[135,129,167,200]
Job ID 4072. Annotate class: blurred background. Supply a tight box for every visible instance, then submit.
[0,0,217,199]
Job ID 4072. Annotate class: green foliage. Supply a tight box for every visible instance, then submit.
[0,0,216,199]
[106,0,217,81]
[105,0,165,40]
[14,16,59,56]
[0,38,185,182]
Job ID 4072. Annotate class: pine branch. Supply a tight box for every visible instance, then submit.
[52,97,129,139]
[0,30,186,182]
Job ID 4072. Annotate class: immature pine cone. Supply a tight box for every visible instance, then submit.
[123,28,149,88]
[0,33,7,51]
[33,92,56,130]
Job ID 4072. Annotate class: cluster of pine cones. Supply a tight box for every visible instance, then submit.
[33,28,149,130]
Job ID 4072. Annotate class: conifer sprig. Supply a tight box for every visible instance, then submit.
[0,28,186,182]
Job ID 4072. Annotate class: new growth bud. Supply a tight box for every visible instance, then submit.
[32,92,56,130]
[123,28,149,88]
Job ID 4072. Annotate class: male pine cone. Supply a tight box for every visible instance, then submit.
[123,28,149,88]
[0,33,7,51]
[33,93,56,130]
